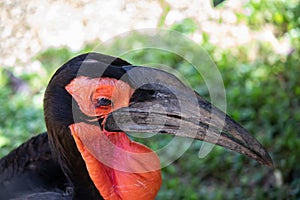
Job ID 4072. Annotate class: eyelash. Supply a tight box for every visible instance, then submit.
[95,98,113,108]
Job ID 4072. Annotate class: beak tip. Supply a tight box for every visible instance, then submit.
[254,148,273,168]
[264,154,274,168]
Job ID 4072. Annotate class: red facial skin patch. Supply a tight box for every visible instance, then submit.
[66,77,162,200]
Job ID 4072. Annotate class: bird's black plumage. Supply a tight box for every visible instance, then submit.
[0,133,71,199]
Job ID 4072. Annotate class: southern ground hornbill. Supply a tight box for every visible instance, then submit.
[0,52,273,199]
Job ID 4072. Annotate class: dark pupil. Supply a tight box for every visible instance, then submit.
[96,98,112,107]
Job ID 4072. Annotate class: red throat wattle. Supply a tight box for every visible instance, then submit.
[65,76,162,200]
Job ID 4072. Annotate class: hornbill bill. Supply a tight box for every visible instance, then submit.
[0,52,273,199]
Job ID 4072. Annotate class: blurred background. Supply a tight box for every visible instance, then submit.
[1,0,300,199]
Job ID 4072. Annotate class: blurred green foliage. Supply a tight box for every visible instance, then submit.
[1,0,299,199]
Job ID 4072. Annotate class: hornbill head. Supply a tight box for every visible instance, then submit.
[44,52,273,200]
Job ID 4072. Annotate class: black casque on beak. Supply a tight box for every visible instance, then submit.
[105,66,273,167]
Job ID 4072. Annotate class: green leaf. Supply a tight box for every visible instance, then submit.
[213,0,226,7]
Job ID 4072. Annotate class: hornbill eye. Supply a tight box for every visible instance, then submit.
[96,98,113,108]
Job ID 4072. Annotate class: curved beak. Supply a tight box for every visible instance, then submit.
[105,66,273,167]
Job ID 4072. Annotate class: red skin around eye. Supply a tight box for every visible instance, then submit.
[65,76,134,117]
